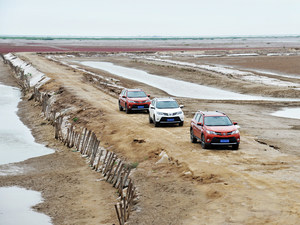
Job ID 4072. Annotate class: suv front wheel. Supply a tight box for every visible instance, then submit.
[153,116,160,127]
[119,101,123,111]
[190,129,197,143]
[232,143,239,150]
[201,135,209,149]
[125,104,130,114]
[149,114,153,123]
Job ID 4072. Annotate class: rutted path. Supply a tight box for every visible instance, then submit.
[15,52,300,224]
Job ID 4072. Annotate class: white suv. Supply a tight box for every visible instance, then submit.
[149,98,184,127]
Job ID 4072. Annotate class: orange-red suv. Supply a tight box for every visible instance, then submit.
[190,111,240,150]
[119,88,151,113]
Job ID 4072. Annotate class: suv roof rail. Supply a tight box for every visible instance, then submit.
[196,110,226,116]
[216,110,226,115]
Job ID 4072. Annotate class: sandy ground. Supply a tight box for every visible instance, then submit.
[1,48,298,225]
[1,40,300,224]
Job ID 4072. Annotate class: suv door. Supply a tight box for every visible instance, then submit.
[120,90,127,107]
[193,113,203,138]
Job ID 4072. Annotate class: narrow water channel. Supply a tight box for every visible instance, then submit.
[271,107,300,120]
[79,61,300,102]
[0,186,52,225]
[0,83,53,165]
[0,83,53,224]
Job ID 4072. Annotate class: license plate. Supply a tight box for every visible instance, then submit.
[167,118,175,122]
[138,106,144,108]
[220,139,229,143]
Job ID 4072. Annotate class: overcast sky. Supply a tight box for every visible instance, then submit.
[0,0,299,37]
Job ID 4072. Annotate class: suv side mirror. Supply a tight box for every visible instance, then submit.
[180,105,184,108]
[233,122,238,125]
[197,122,203,126]
[150,106,155,109]
[122,95,126,98]
[147,94,150,97]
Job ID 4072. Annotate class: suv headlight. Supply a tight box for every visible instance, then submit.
[128,100,135,103]
[177,111,183,115]
[157,112,164,115]
[231,130,239,134]
[145,99,151,103]
[206,130,217,135]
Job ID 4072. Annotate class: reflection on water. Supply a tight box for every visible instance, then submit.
[0,83,54,224]
[0,186,52,225]
[79,61,300,101]
[271,107,300,120]
[0,83,54,165]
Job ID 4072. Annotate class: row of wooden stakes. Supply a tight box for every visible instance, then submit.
[3,55,138,225]
[37,87,138,225]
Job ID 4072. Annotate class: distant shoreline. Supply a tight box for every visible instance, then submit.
[1,35,300,41]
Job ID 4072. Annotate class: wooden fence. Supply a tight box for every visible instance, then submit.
[2,54,137,225]
[37,86,137,225]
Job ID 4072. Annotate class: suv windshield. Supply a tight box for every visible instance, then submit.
[204,116,232,126]
[127,91,147,98]
[156,101,179,109]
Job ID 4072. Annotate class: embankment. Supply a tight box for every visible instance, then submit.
[1,53,139,225]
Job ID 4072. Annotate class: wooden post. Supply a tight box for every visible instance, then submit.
[100,150,108,172]
[114,204,122,225]
[79,128,87,152]
[113,164,124,188]
[81,130,91,154]
[109,160,122,184]
[94,149,103,171]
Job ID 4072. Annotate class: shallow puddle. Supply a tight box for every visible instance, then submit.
[0,83,54,165]
[0,186,52,225]
[271,107,300,120]
[79,61,300,102]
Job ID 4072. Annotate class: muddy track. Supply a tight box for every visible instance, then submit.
[11,52,300,224]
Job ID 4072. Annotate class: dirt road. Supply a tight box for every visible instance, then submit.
[10,52,300,224]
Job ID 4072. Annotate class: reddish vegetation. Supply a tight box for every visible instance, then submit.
[0,43,258,53]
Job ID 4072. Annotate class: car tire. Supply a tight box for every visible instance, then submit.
[190,129,197,143]
[153,116,160,127]
[149,114,153,123]
[119,101,123,111]
[232,144,239,150]
[201,135,209,149]
[125,104,130,114]
[179,121,184,127]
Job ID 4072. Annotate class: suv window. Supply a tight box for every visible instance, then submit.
[204,116,232,126]
[127,91,147,98]
[199,114,203,123]
[151,99,156,106]
[194,113,200,121]
[156,100,178,109]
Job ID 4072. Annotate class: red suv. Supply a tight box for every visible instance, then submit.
[119,88,151,113]
[190,111,240,150]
